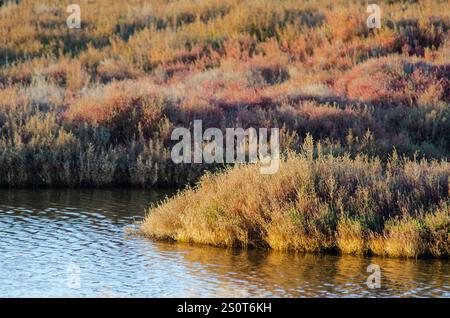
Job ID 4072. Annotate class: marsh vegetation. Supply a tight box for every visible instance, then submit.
[0,0,448,257]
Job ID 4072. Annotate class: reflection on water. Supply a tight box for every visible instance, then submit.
[0,189,448,297]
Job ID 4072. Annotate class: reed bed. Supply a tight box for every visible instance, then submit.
[141,137,449,258]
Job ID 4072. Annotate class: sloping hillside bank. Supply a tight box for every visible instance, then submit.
[141,138,449,258]
[0,0,449,187]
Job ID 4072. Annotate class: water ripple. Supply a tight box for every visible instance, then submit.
[0,189,448,298]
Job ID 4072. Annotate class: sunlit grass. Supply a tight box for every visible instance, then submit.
[141,137,449,258]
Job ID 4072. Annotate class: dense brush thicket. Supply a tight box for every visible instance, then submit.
[0,0,449,187]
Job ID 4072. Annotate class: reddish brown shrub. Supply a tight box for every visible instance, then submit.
[334,56,449,106]
[64,92,165,141]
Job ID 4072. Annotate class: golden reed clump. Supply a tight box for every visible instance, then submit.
[141,137,449,258]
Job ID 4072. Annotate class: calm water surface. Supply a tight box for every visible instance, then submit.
[0,189,448,298]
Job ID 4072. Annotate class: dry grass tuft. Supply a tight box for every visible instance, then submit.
[141,138,449,258]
